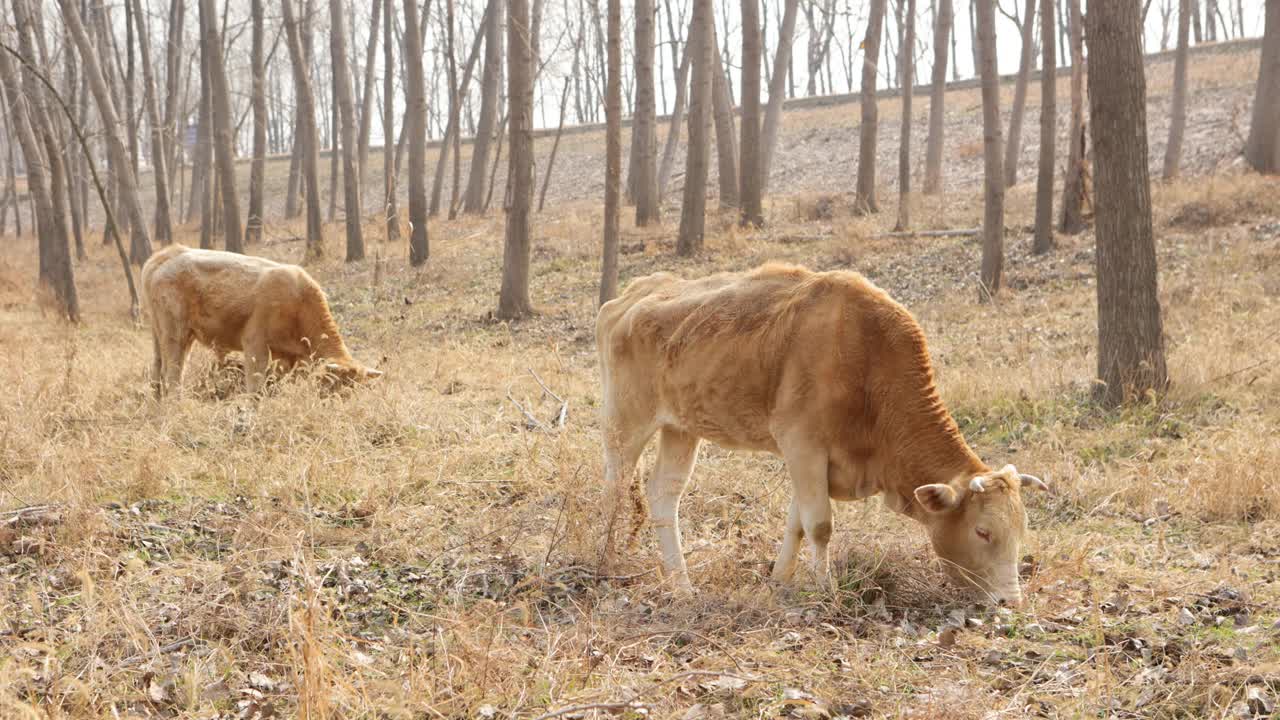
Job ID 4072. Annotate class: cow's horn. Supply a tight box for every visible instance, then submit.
[1019,473,1049,492]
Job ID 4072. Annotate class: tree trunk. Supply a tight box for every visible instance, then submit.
[358,0,383,183]
[384,0,401,247]
[61,22,85,259]
[328,79,340,222]
[1033,0,1056,253]
[658,45,692,201]
[465,0,504,213]
[1164,0,1192,178]
[1003,0,1036,187]
[677,0,713,256]
[163,0,185,212]
[199,0,243,253]
[739,0,764,226]
[329,0,365,261]
[855,0,887,214]
[539,78,573,211]
[1245,0,1280,173]
[895,0,916,232]
[404,0,430,264]
[924,0,953,195]
[430,0,490,216]
[634,0,660,225]
[58,0,152,265]
[601,0,622,304]
[710,25,739,210]
[1086,0,1167,407]
[760,0,800,190]
[445,0,462,218]
[124,0,173,246]
[282,0,324,260]
[975,0,1004,299]
[1060,0,1086,234]
[498,0,535,317]
[246,0,267,245]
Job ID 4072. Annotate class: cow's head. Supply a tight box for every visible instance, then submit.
[322,361,385,387]
[913,464,1047,606]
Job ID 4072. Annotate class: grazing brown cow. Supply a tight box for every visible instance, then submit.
[141,245,381,396]
[596,263,1047,605]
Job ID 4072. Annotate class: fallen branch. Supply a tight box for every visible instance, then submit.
[873,227,979,239]
[118,637,196,668]
[532,701,646,720]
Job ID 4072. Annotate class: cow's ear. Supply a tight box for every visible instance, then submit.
[364,368,384,379]
[915,483,961,513]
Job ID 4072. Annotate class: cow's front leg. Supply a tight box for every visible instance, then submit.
[771,497,803,582]
[648,427,701,593]
[778,440,833,587]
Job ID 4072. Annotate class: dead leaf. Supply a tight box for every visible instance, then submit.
[938,626,959,648]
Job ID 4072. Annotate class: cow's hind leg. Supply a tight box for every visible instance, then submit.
[151,333,163,398]
[648,427,701,593]
[777,439,834,586]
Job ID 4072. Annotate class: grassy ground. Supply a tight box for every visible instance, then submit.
[3,47,1280,720]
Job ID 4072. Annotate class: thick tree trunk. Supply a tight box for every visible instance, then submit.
[282,0,324,260]
[710,25,739,210]
[739,0,763,227]
[1086,0,1167,407]
[358,0,383,183]
[658,46,692,201]
[163,0,185,208]
[247,0,267,245]
[924,0,953,195]
[1033,0,1056,253]
[199,0,243,253]
[1164,0,1192,179]
[404,0,430,264]
[498,0,535,317]
[383,0,401,246]
[465,0,505,213]
[634,0,660,225]
[330,0,365,261]
[601,0,622,304]
[895,0,916,232]
[855,0,887,214]
[1003,0,1036,187]
[975,0,1004,299]
[760,0,800,190]
[1245,0,1280,173]
[677,0,713,256]
[1060,0,1087,234]
[58,0,152,265]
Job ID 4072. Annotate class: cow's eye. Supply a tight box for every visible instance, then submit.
[975,527,992,543]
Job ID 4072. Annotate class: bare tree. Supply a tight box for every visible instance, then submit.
[1246,0,1280,173]
[247,0,267,245]
[199,0,243,252]
[634,0,660,225]
[430,1,489,216]
[1001,0,1036,187]
[1060,0,1087,234]
[601,0,622,304]
[677,0,713,256]
[384,0,401,247]
[855,0,887,214]
[1164,0,1191,179]
[658,45,691,201]
[760,0,800,189]
[895,0,916,231]
[405,0,430,264]
[1087,0,1167,406]
[282,0,324,260]
[924,0,953,195]
[976,0,1004,299]
[739,0,763,226]
[465,0,504,213]
[1032,0,1056,253]
[498,0,535,317]
[710,25,739,209]
[329,0,365,261]
[358,0,383,181]
[58,0,152,264]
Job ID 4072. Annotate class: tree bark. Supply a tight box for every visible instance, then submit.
[330,0,365,261]
[1060,0,1087,234]
[924,0,953,195]
[384,0,401,247]
[677,0,713,256]
[498,0,535,317]
[445,0,462,218]
[633,0,660,226]
[163,0,185,211]
[282,0,325,260]
[895,0,916,232]
[1163,0,1192,178]
[1032,0,1056,253]
[247,0,267,245]
[1245,0,1280,173]
[1086,0,1167,407]
[358,0,383,183]
[58,0,152,265]
[760,0,800,190]
[739,0,764,227]
[601,0,622,304]
[975,0,1004,299]
[1003,0,1036,187]
[199,0,243,253]
[710,25,739,210]
[855,0,887,214]
[465,0,504,213]
[405,0,430,265]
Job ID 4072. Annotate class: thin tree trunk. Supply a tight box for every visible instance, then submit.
[739,0,763,226]
[62,22,85,259]
[465,0,504,213]
[924,0,953,195]
[710,24,739,209]
[430,0,490,215]
[1060,0,1086,234]
[601,0,622,304]
[1163,0,1191,179]
[1032,0,1056,253]
[1086,0,1167,406]
[199,0,243,252]
[484,113,507,211]
[677,0,712,256]
[634,0,660,225]
[760,0,800,190]
[975,0,1005,299]
[330,0,365,261]
[498,0,535,317]
[282,0,324,260]
[163,0,185,211]
[328,78,340,222]
[358,0,383,183]
[1245,0,1280,173]
[895,0,916,232]
[445,0,462,218]
[855,0,887,214]
[384,0,401,247]
[246,0,267,245]
[539,77,572,211]
[1003,0,1036,187]
[405,0,430,264]
[658,44,692,201]
[126,0,173,246]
